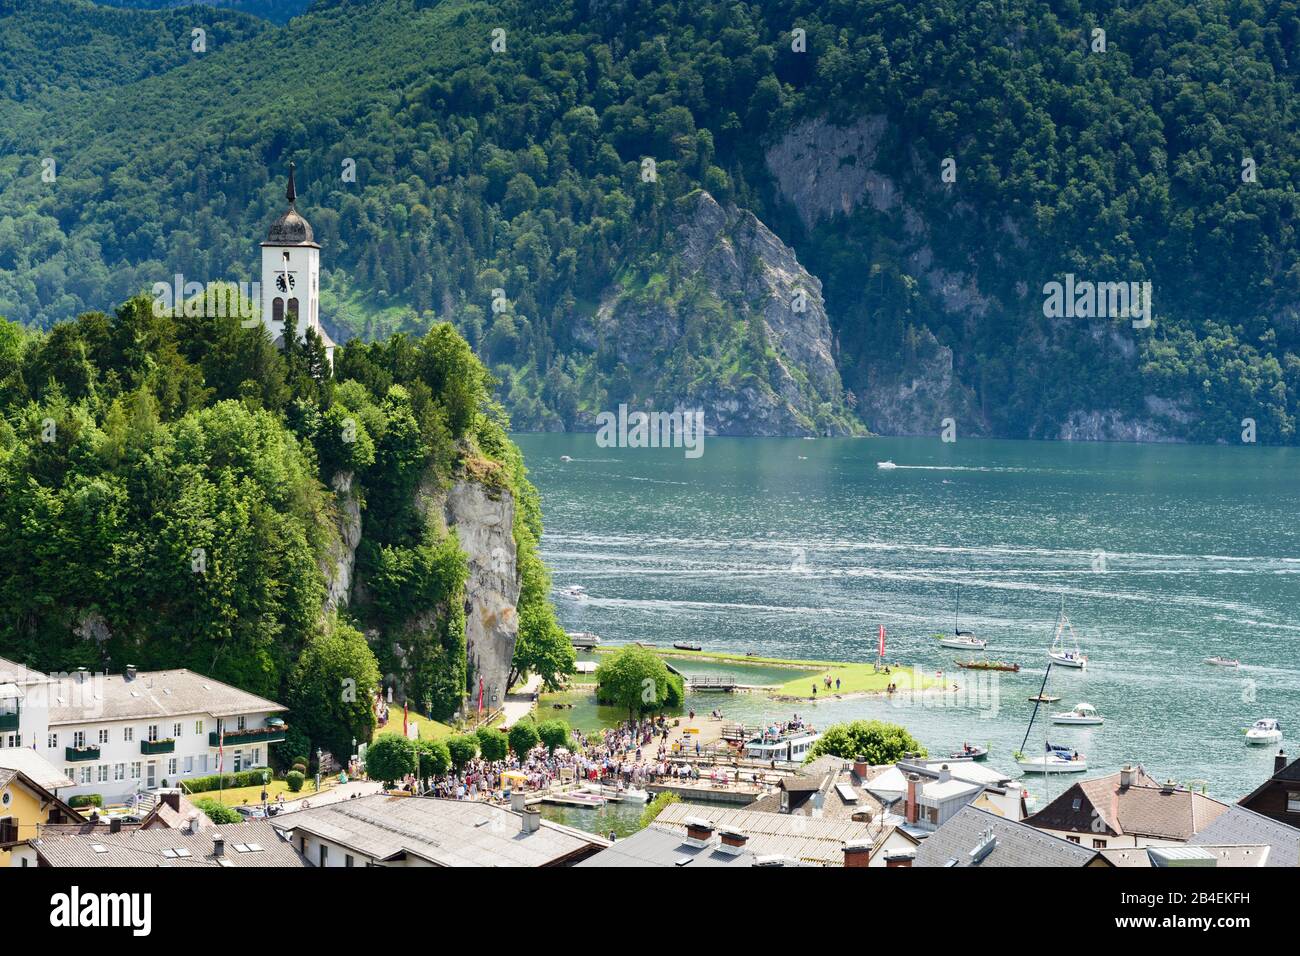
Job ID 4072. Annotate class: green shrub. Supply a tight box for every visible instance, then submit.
[285,770,306,792]
[69,794,102,809]
[180,768,273,794]
[192,797,242,824]
[639,791,680,829]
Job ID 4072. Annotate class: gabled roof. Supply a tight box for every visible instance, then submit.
[1237,751,1300,808]
[45,669,285,725]
[0,656,50,686]
[651,802,877,867]
[30,818,306,867]
[915,806,1106,868]
[1025,769,1228,841]
[281,794,608,867]
[0,748,76,791]
[1187,805,1300,867]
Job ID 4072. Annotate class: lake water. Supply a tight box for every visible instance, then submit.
[513,433,1300,803]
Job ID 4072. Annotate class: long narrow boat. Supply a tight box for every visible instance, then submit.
[956,659,1020,672]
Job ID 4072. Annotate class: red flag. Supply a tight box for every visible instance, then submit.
[477,676,485,714]
[402,701,409,739]
[878,624,886,658]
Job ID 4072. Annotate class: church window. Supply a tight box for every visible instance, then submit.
[272,298,284,323]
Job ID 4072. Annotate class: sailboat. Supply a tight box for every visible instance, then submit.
[1048,601,1088,669]
[1015,660,1088,774]
[938,587,988,650]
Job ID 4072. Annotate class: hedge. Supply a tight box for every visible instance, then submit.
[180,768,273,794]
[69,794,103,808]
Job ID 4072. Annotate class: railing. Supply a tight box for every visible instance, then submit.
[208,727,286,748]
[141,738,176,755]
[65,746,100,762]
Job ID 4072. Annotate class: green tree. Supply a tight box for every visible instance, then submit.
[805,720,926,764]
[416,738,452,784]
[638,791,680,829]
[476,726,508,762]
[288,616,381,763]
[594,646,682,717]
[537,718,571,755]
[192,797,243,824]
[507,719,540,757]
[446,734,479,772]
[366,733,417,785]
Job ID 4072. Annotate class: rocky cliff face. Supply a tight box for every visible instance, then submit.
[320,471,362,613]
[574,190,859,436]
[442,479,519,715]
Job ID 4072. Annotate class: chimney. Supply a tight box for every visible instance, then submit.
[509,791,527,813]
[521,808,541,834]
[717,828,749,855]
[937,764,952,784]
[1160,778,1177,795]
[842,838,872,868]
[109,817,122,834]
[1119,764,1135,789]
[212,834,225,858]
[1275,750,1288,776]
[125,664,137,681]
[683,817,715,847]
[906,773,921,825]
[853,755,870,781]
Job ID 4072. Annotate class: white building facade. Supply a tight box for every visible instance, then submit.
[0,659,286,803]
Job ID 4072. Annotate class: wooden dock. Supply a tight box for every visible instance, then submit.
[687,675,739,691]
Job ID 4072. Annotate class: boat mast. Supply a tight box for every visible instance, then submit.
[1021,661,1054,754]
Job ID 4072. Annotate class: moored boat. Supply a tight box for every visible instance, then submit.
[1204,656,1240,668]
[1245,718,1282,746]
[1028,694,1061,703]
[948,743,989,761]
[1051,702,1104,726]
[938,633,988,650]
[1017,743,1088,773]
[673,641,702,652]
[1048,602,1088,669]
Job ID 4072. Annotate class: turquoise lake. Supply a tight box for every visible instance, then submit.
[512,433,1300,803]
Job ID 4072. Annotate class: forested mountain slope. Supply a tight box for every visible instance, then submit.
[2,0,1299,441]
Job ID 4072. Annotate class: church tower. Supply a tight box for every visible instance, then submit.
[261,163,333,363]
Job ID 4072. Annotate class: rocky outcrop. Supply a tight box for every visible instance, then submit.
[854,327,985,436]
[443,480,519,715]
[320,471,362,612]
[575,190,859,436]
[765,115,890,230]
[1056,397,1195,443]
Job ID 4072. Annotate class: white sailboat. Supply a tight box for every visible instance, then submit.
[938,588,988,650]
[1017,743,1089,774]
[1048,603,1087,669]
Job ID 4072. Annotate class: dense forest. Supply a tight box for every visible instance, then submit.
[2,0,1299,440]
[0,293,573,737]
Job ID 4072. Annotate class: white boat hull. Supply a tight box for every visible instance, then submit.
[1018,757,1088,773]
[1245,731,1282,746]
[1048,652,1086,669]
[939,638,987,650]
[1051,715,1104,725]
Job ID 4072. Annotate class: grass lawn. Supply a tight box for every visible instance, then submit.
[372,710,456,743]
[196,779,313,808]
[594,645,847,669]
[775,663,940,699]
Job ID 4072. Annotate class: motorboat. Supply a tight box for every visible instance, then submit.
[1017,743,1087,773]
[1204,656,1240,668]
[948,743,989,761]
[582,784,649,803]
[1245,718,1283,746]
[560,455,573,462]
[1048,602,1088,669]
[877,460,898,469]
[1028,694,1061,704]
[957,660,1020,672]
[938,633,988,650]
[557,584,588,601]
[1051,702,1104,726]
[673,642,702,652]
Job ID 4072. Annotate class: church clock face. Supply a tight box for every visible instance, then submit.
[275,271,296,293]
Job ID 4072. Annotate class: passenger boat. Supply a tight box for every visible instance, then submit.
[956,660,1020,672]
[1204,656,1240,668]
[744,726,820,763]
[1245,718,1283,746]
[1017,743,1088,774]
[1048,602,1088,669]
[948,743,989,761]
[673,642,702,652]
[1051,702,1104,726]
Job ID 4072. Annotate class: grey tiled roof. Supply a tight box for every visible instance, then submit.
[281,794,609,867]
[31,819,307,867]
[914,805,1103,868]
[46,669,285,725]
[577,826,756,867]
[1187,805,1300,867]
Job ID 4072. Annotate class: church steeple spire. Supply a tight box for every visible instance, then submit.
[286,161,297,206]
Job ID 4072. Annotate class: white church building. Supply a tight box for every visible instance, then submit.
[260,162,335,364]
